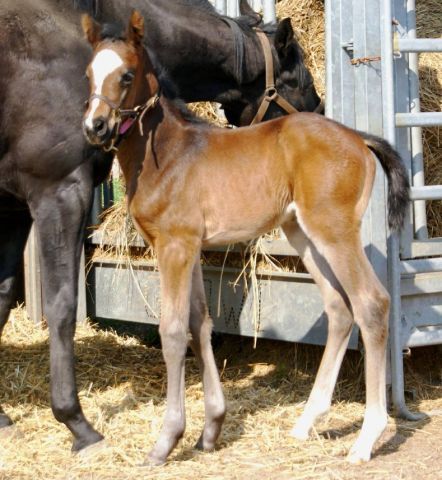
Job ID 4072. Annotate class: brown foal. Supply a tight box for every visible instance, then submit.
[82,12,409,466]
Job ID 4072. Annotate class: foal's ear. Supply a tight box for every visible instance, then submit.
[274,18,294,59]
[128,10,144,45]
[81,14,101,46]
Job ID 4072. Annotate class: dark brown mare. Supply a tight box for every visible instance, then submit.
[0,0,321,455]
[82,12,409,465]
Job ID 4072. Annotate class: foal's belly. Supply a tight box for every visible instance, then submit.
[201,215,280,247]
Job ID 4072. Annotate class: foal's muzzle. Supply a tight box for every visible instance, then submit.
[83,117,113,146]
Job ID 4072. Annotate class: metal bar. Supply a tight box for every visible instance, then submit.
[215,0,227,15]
[89,186,102,226]
[407,0,428,239]
[401,257,442,274]
[405,328,442,348]
[76,247,87,323]
[410,185,442,201]
[382,0,425,421]
[262,0,276,23]
[411,239,442,258]
[392,0,413,258]
[252,0,262,11]
[227,0,239,17]
[397,38,442,52]
[24,226,43,324]
[396,112,442,127]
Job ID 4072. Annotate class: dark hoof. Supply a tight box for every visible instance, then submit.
[194,435,216,452]
[0,425,23,440]
[75,439,108,460]
[72,431,105,453]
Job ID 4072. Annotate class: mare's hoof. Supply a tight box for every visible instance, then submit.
[76,439,109,460]
[0,425,23,440]
[194,436,216,452]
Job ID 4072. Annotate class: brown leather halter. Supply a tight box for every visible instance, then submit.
[251,30,324,125]
[86,91,160,151]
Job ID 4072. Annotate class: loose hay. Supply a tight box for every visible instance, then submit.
[0,307,441,479]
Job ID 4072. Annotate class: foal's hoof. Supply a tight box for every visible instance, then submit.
[76,439,109,460]
[141,454,166,467]
[0,425,23,440]
[346,448,371,464]
[290,423,311,441]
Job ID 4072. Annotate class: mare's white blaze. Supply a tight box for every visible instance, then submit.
[84,48,124,128]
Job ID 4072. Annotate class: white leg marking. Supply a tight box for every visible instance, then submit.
[291,391,331,440]
[347,407,388,463]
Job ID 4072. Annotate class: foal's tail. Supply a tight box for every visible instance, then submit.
[358,131,410,232]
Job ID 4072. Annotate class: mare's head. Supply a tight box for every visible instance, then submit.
[82,11,153,147]
[224,18,323,126]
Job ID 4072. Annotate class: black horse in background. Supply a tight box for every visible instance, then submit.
[95,0,322,125]
[0,0,322,453]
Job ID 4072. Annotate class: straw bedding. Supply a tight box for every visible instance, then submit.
[0,307,441,479]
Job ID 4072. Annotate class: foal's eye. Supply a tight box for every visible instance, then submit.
[121,71,134,86]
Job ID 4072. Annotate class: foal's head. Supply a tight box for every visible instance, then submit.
[82,11,153,146]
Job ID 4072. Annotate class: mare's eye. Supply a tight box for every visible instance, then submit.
[121,71,134,86]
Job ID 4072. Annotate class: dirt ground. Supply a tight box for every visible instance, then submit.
[0,309,441,480]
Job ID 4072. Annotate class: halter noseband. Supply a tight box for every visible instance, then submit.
[86,91,161,152]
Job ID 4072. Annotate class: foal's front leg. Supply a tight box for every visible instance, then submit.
[147,237,200,465]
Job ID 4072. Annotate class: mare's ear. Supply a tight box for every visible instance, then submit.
[239,0,262,26]
[274,18,294,59]
[81,14,101,46]
[128,10,144,46]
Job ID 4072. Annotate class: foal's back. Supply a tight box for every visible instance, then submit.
[131,110,374,248]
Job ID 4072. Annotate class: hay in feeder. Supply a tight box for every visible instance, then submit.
[277,0,326,97]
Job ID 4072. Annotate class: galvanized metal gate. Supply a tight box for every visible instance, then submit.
[327,0,442,415]
[381,0,442,416]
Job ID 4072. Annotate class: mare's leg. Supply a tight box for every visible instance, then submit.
[188,263,225,451]
[30,173,103,452]
[147,236,200,465]
[281,221,354,441]
[291,211,389,463]
[0,209,32,430]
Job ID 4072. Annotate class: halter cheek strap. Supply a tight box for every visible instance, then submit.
[251,30,324,125]
[86,91,161,152]
[251,30,298,125]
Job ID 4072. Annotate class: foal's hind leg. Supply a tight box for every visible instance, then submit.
[189,263,225,451]
[282,221,354,441]
[147,236,201,465]
[291,213,389,463]
[0,210,32,432]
